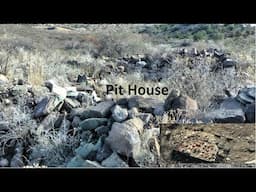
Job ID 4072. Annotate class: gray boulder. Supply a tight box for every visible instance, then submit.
[33,96,64,118]
[128,96,163,113]
[168,95,198,111]
[206,109,245,123]
[79,118,108,131]
[80,100,115,119]
[105,121,141,158]
[111,105,128,122]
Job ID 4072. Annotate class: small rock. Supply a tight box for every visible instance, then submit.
[136,60,147,67]
[101,152,129,167]
[79,118,108,131]
[170,95,198,111]
[111,105,128,122]
[80,100,115,119]
[4,99,11,106]
[77,74,87,83]
[222,58,237,68]
[72,116,81,128]
[45,80,67,100]
[0,158,9,167]
[33,96,64,118]
[17,79,24,85]
[128,96,163,113]
[63,98,81,112]
[245,104,255,123]
[106,121,141,157]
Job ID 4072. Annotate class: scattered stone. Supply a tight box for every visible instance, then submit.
[128,96,163,113]
[45,80,67,100]
[79,118,108,131]
[170,95,198,111]
[77,74,87,83]
[72,116,81,128]
[245,104,255,123]
[106,121,141,157]
[111,105,128,122]
[101,152,129,167]
[0,158,9,167]
[33,96,64,118]
[207,109,246,123]
[67,108,84,120]
[80,100,115,119]
[222,58,237,68]
[63,98,81,112]
[136,60,147,67]
[17,79,24,85]
[4,99,11,106]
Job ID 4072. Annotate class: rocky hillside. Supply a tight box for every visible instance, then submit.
[0,24,255,167]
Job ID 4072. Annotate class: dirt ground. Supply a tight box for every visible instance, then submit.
[160,123,255,168]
